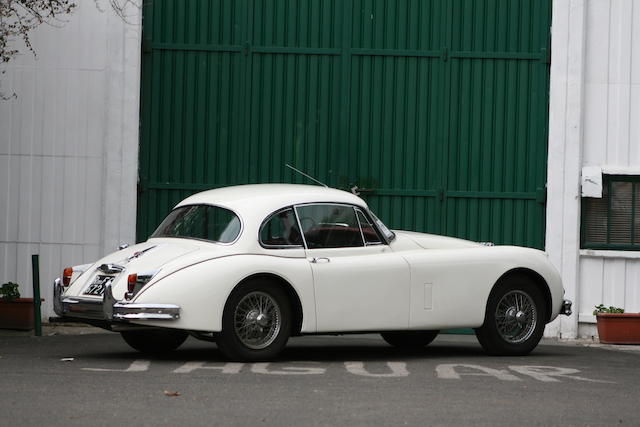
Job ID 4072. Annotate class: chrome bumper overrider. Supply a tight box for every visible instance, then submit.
[560,299,573,316]
[53,278,180,322]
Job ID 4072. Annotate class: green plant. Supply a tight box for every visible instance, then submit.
[593,304,625,315]
[0,282,20,301]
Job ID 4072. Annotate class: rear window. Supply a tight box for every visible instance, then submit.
[152,205,241,243]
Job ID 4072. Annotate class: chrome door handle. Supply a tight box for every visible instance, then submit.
[308,257,330,263]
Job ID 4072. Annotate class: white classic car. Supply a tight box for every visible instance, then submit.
[54,184,571,360]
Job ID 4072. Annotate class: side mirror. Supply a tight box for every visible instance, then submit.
[118,243,130,250]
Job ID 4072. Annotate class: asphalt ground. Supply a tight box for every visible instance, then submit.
[0,330,639,427]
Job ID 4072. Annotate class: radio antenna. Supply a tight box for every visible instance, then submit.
[285,164,328,187]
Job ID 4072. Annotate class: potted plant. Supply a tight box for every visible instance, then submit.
[593,304,640,345]
[0,282,41,330]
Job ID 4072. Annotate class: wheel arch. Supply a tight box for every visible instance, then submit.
[493,268,553,323]
[229,273,304,336]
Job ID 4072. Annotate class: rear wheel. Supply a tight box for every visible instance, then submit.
[217,280,292,361]
[381,330,439,348]
[120,329,188,354]
[475,274,547,356]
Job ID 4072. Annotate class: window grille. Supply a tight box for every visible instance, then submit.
[581,175,640,250]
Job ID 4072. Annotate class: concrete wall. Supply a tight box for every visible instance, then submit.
[547,0,640,338]
[0,2,142,319]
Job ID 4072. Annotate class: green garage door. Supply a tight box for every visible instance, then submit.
[138,0,551,249]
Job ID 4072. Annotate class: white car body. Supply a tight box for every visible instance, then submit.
[54,184,571,358]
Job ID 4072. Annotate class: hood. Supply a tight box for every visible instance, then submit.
[395,230,483,249]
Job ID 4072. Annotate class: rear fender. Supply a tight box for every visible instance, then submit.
[129,254,314,332]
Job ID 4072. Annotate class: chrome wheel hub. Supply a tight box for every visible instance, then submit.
[505,307,528,326]
[245,310,271,328]
[495,290,537,344]
[233,291,281,350]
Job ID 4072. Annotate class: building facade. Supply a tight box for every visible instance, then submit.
[1,0,639,339]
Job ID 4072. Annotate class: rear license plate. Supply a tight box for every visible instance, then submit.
[84,275,115,296]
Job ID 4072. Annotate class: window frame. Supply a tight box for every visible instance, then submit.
[354,207,384,246]
[581,174,640,251]
[292,202,391,250]
[258,206,305,249]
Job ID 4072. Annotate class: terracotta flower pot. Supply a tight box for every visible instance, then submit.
[0,298,43,330]
[596,313,640,345]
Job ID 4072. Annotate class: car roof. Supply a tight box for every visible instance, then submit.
[175,184,368,214]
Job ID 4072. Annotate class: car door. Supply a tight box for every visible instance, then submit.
[295,203,411,332]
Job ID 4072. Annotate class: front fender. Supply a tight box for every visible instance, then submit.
[129,254,315,332]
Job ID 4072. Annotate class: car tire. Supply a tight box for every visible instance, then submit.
[120,329,188,354]
[380,330,439,348]
[217,280,292,362]
[475,273,547,356]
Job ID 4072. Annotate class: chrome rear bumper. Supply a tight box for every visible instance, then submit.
[53,278,180,323]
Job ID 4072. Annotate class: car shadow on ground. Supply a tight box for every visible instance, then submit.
[73,335,570,363]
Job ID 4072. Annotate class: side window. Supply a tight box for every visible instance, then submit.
[296,204,364,249]
[260,208,303,247]
[355,209,383,245]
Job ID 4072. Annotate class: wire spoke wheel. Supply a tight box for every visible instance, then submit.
[494,290,537,344]
[233,291,282,350]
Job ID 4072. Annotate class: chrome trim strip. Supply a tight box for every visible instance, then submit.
[113,313,178,320]
[115,303,182,309]
[113,302,180,320]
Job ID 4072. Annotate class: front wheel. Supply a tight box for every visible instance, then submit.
[217,280,292,361]
[381,330,439,348]
[475,274,547,356]
[121,329,188,354]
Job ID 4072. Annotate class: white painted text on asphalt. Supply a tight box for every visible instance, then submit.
[81,360,612,382]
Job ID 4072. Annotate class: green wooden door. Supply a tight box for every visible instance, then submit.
[138,0,551,248]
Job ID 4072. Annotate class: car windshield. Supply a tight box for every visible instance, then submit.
[151,205,241,243]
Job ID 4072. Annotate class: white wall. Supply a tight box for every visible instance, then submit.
[0,2,142,320]
[547,0,640,338]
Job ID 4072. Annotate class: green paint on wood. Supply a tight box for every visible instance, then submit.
[138,0,551,250]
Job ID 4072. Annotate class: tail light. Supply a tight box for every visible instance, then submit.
[62,267,73,287]
[125,271,157,300]
[127,274,137,294]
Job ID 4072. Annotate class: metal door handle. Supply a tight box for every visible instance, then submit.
[309,257,330,263]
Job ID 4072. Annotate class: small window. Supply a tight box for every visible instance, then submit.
[355,209,382,245]
[296,204,364,249]
[260,208,303,247]
[581,175,640,250]
[152,205,241,243]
